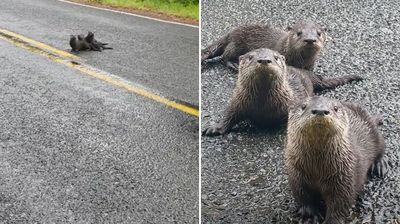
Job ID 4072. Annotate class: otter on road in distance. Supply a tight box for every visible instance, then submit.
[69,32,113,52]
[69,34,91,52]
[201,20,326,71]
[202,48,362,136]
[85,31,113,51]
[285,96,387,224]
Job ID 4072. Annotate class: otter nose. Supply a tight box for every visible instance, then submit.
[311,109,330,116]
[304,39,317,44]
[257,59,272,64]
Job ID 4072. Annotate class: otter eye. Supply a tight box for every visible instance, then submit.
[297,31,302,36]
[248,55,253,60]
[317,31,322,36]
[274,55,279,61]
[301,104,307,110]
[333,106,338,112]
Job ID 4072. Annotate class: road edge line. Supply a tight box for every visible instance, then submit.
[65,62,200,117]
[58,0,199,28]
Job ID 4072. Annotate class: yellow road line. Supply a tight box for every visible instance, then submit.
[65,62,200,117]
[0,28,78,60]
[0,28,199,117]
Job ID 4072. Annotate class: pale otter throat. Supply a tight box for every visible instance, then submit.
[201,20,326,71]
[202,48,363,136]
[285,96,387,224]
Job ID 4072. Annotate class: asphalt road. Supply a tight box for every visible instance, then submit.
[0,0,198,105]
[0,1,198,223]
[201,0,400,223]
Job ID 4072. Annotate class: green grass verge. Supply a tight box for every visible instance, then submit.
[88,0,199,20]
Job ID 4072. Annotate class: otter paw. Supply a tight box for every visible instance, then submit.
[297,206,320,224]
[300,217,319,224]
[369,158,388,178]
[226,61,239,71]
[351,75,364,82]
[373,115,384,126]
[202,126,224,136]
[322,217,345,224]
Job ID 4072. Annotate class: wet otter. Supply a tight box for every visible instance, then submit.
[85,31,113,51]
[69,34,90,52]
[202,48,362,136]
[285,96,386,224]
[202,20,326,71]
[69,32,112,52]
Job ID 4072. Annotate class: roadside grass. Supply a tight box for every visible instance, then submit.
[87,0,199,20]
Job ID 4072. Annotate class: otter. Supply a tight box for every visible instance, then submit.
[69,34,90,52]
[284,96,386,224]
[85,31,113,51]
[201,20,326,71]
[69,32,112,52]
[202,48,362,136]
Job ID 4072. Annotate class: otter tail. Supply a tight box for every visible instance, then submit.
[201,35,229,66]
[310,74,363,92]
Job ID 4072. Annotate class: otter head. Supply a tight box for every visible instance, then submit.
[289,96,349,141]
[238,48,287,85]
[287,20,326,54]
[70,35,76,41]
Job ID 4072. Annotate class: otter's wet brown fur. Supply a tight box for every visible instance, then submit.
[85,31,113,51]
[202,48,362,136]
[285,96,386,224]
[69,32,112,52]
[202,20,326,71]
[69,34,90,52]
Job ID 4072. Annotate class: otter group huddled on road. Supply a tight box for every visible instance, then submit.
[202,21,387,224]
[69,31,112,52]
